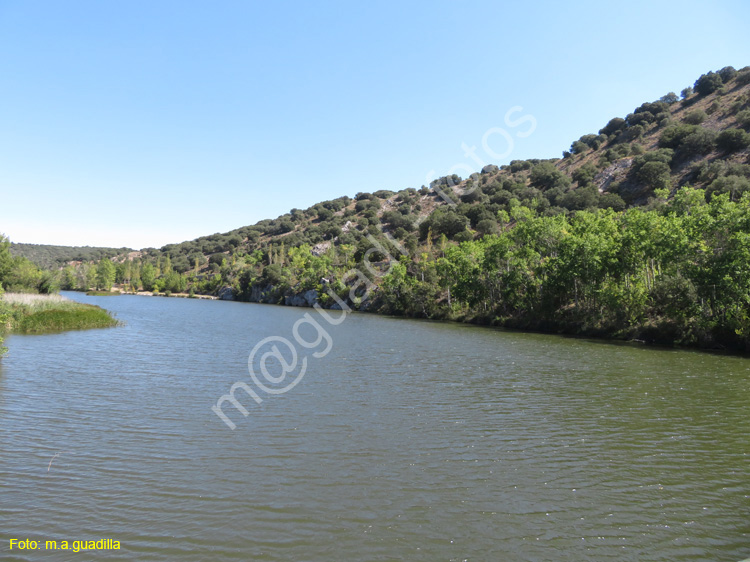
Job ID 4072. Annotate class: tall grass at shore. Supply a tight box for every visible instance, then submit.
[1,292,119,334]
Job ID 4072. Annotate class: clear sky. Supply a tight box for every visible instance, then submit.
[1,0,749,249]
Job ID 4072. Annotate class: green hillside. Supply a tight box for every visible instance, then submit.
[10,243,132,269]
[27,65,750,350]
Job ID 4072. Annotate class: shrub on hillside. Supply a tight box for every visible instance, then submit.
[716,129,750,152]
[599,117,626,136]
[737,69,750,86]
[680,128,717,156]
[637,161,672,190]
[694,72,724,96]
[570,140,588,154]
[660,124,716,156]
[718,66,737,83]
[684,109,707,125]
[530,162,571,190]
[572,163,597,186]
[560,186,599,211]
[598,192,626,211]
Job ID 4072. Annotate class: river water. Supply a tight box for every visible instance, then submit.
[1,292,748,561]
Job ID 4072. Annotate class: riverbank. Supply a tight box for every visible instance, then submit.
[1,293,119,335]
[87,287,218,300]
[229,282,749,354]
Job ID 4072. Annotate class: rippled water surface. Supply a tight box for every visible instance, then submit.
[1,292,749,561]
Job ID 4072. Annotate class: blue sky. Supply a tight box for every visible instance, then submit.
[1,0,749,249]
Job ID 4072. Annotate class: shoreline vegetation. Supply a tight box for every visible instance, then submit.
[1,293,118,340]
[84,288,217,300]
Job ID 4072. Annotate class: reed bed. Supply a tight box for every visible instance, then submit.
[1,293,119,333]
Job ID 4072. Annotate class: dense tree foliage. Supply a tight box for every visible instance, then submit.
[378,188,750,350]
[0,236,54,293]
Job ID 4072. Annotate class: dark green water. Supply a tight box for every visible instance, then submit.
[1,292,748,561]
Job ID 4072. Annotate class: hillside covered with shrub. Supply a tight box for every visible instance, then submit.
[10,243,132,269]
[26,65,750,350]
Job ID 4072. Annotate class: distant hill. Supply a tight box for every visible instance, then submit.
[10,243,132,269]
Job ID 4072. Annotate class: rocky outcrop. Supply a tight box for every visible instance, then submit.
[284,289,319,307]
[217,286,235,301]
[595,158,632,192]
[310,242,331,256]
[249,284,275,303]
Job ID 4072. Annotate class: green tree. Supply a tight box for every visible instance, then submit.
[707,176,750,201]
[141,263,156,290]
[96,260,116,290]
[637,161,672,191]
[0,235,13,284]
[694,72,723,96]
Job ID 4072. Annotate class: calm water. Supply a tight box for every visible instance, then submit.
[1,292,749,561]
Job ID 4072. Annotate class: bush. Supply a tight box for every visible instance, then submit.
[660,124,716,155]
[599,117,626,136]
[636,101,669,115]
[420,209,470,239]
[716,128,750,152]
[680,128,717,156]
[453,230,475,243]
[707,175,750,201]
[684,109,707,125]
[580,133,607,149]
[570,140,588,154]
[737,109,750,129]
[627,112,655,127]
[718,66,737,83]
[381,211,414,231]
[737,69,750,86]
[618,124,644,142]
[637,161,672,190]
[529,162,571,190]
[660,124,697,148]
[509,160,533,172]
[560,186,599,211]
[572,163,597,186]
[598,192,626,211]
[681,87,693,99]
[654,111,671,125]
[694,72,724,96]
[660,92,679,104]
[475,219,499,237]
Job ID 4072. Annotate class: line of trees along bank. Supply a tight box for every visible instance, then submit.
[70,187,750,351]
[376,188,750,350]
[58,254,218,295]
